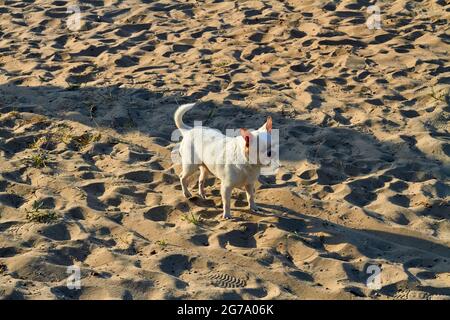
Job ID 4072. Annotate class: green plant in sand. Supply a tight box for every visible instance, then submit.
[73,132,101,149]
[29,136,50,150]
[28,151,48,168]
[53,125,74,145]
[26,200,58,223]
[181,212,202,226]
[214,61,231,68]
[287,230,302,240]
[155,239,168,247]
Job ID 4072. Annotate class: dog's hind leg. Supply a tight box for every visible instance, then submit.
[198,165,208,199]
[180,164,198,198]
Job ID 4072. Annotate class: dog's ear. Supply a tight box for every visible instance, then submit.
[258,116,272,133]
[266,116,272,133]
[240,128,250,148]
[240,128,251,158]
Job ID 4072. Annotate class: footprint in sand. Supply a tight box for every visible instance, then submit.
[40,222,72,241]
[143,205,173,222]
[158,254,193,277]
[0,193,25,208]
[209,273,247,289]
[217,223,260,249]
[80,181,106,197]
[189,234,209,247]
[119,170,153,183]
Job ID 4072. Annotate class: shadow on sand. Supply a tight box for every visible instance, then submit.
[1,83,449,297]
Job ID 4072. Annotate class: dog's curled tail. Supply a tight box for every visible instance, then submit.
[174,103,195,131]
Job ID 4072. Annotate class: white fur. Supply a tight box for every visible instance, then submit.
[174,103,274,219]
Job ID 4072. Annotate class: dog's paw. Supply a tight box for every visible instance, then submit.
[222,213,232,220]
[198,192,207,200]
[183,190,192,198]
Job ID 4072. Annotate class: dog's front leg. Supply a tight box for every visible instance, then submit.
[221,184,232,219]
[198,165,208,199]
[245,183,260,213]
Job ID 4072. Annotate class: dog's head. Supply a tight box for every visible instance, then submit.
[240,116,278,166]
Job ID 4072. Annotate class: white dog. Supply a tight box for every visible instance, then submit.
[174,103,277,219]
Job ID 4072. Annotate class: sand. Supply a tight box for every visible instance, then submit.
[0,0,449,299]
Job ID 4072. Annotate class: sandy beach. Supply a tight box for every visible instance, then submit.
[0,0,449,299]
